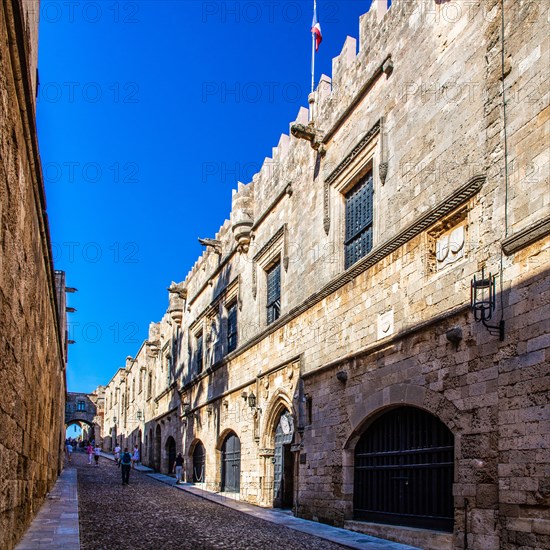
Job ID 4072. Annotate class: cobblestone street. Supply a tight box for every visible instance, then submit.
[76,452,345,550]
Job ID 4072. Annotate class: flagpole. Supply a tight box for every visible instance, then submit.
[311,0,316,95]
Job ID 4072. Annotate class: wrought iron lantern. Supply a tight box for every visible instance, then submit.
[470,267,504,340]
[136,410,143,421]
[247,391,256,410]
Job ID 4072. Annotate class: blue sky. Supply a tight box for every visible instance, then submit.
[37,1,375,393]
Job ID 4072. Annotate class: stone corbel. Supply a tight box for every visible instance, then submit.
[290,123,326,155]
[198,238,222,255]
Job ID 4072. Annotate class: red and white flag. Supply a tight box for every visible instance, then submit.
[311,2,322,52]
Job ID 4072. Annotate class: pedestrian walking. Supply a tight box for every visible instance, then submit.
[94,444,101,466]
[120,448,132,485]
[113,444,121,467]
[86,443,93,465]
[173,452,184,484]
[66,441,73,463]
[131,445,140,469]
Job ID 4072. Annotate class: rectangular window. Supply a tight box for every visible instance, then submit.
[344,170,374,269]
[77,401,86,412]
[266,260,281,325]
[227,302,237,353]
[196,333,203,374]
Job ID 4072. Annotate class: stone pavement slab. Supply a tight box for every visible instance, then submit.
[15,467,79,550]
[147,472,421,550]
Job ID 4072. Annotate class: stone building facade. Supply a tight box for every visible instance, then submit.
[0,1,67,548]
[102,1,549,549]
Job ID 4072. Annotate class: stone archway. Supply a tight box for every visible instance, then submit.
[340,383,466,544]
[260,391,296,508]
[65,393,99,444]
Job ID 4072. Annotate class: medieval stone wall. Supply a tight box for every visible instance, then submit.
[100,1,549,549]
[0,1,66,548]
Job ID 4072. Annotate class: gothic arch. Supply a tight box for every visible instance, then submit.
[260,388,294,450]
[215,428,239,451]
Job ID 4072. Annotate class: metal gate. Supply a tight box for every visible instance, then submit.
[354,407,454,531]
[193,441,205,482]
[273,411,294,507]
[221,433,241,493]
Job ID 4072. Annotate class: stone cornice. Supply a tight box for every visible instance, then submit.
[502,215,550,256]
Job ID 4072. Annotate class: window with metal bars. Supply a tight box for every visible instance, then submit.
[266,260,281,325]
[77,401,86,411]
[354,406,454,532]
[345,171,374,269]
[195,333,203,374]
[227,302,237,353]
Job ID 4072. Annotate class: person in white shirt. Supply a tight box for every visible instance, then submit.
[93,445,101,466]
[113,444,121,467]
[131,445,140,469]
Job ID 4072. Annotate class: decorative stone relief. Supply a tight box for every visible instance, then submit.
[436,224,465,270]
[377,309,394,340]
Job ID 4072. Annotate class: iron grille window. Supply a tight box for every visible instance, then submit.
[266,260,281,325]
[77,401,86,411]
[345,171,374,269]
[227,302,238,353]
[196,333,203,374]
[354,406,454,532]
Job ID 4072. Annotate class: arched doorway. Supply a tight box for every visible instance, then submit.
[166,437,176,475]
[192,441,205,482]
[154,425,162,472]
[221,433,240,493]
[273,410,294,508]
[354,406,454,532]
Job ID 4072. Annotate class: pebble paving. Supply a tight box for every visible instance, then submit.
[75,452,346,550]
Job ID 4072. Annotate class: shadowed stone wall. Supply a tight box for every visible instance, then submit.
[0,1,66,548]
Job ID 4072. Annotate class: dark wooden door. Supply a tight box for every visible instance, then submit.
[193,441,205,482]
[273,412,294,508]
[221,433,241,493]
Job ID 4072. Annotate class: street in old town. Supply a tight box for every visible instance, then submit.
[17,452,417,550]
[2,1,549,549]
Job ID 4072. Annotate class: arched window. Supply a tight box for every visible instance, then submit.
[354,407,454,532]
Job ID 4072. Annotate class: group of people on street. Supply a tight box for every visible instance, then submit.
[69,439,186,487]
[85,443,102,466]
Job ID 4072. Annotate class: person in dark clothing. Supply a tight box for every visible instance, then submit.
[120,447,132,485]
[173,452,184,484]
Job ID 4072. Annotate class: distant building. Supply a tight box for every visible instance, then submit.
[0,1,67,548]
[102,2,549,549]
